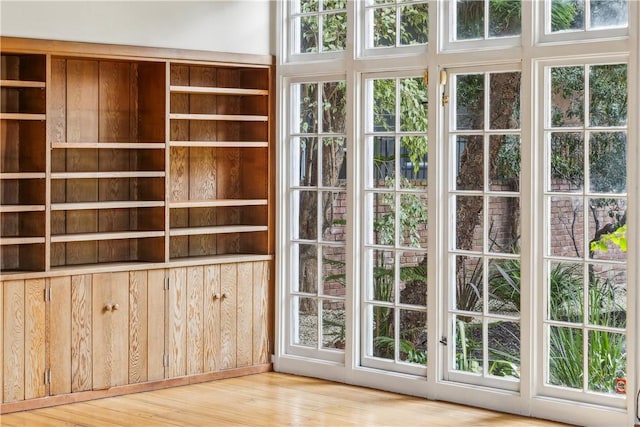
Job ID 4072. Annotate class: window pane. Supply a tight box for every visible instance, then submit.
[295,243,318,293]
[300,0,318,13]
[455,316,483,373]
[456,74,484,130]
[374,6,397,47]
[588,331,626,394]
[294,190,318,240]
[548,197,584,258]
[488,258,521,314]
[399,309,428,365]
[323,12,347,52]
[587,264,626,328]
[490,72,520,129]
[455,256,483,312]
[322,245,346,295]
[488,197,520,254]
[455,196,484,251]
[457,0,484,40]
[400,77,428,132]
[400,193,428,248]
[373,193,396,245]
[489,0,521,37]
[548,262,583,322]
[322,0,345,11]
[399,3,429,45]
[589,133,626,194]
[321,191,346,242]
[551,0,585,32]
[590,0,627,29]
[294,297,318,347]
[300,15,319,53]
[548,326,583,389]
[322,137,347,187]
[588,198,626,262]
[298,83,318,133]
[374,79,396,131]
[488,320,520,378]
[589,64,627,127]
[489,135,520,191]
[370,249,395,302]
[371,306,395,359]
[399,252,427,305]
[400,136,428,186]
[322,81,347,133]
[372,136,396,187]
[322,299,346,350]
[550,132,584,192]
[295,137,318,187]
[551,66,584,127]
[456,136,484,190]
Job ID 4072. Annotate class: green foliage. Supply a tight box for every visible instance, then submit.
[590,224,627,253]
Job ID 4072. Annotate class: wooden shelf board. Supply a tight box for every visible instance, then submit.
[169,141,268,148]
[51,171,165,179]
[1,79,46,88]
[169,113,268,122]
[0,237,45,246]
[170,85,268,96]
[52,142,165,149]
[0,205,45,213]
[51,201,165,211]
[0,172,45,179]
[51,230,165,243]
[0,112,45,120]
[170,225,267,236]
[168,254,273,266]
[169,199,267,208]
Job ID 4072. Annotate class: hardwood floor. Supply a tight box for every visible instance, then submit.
[1,372,571,426]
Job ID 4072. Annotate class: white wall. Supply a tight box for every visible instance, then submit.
[0,1,274,55]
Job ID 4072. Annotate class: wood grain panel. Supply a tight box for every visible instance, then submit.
[0,279,3,404]
[110,271,130,388]
[98,61,131,143]
[3,280,24,402]
[49,276,72,396]
[204,264,221,372]
[138,62,165,143]
[128,270,148,384]
[91,273,110,388]
[71,274,92,392]
[188,66,217,141]
[169,146,188,202]
[220,263,237,370]
[49,59,67,144]
[186,266,204,375]
[66,59,98,142]
[253,261,269,364]
[236,262,252,368]
[147,269,165,381]
[24,278,46,399]
[168,268,187,378]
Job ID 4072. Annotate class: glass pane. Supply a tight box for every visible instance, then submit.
[322,0,345,11]
[400,137,428,186]
[489,0,521,37]
[400,193,428,248]
[322,81,347,133]
[455,255,483,312]
[373,79,396,131]
[373,193,396,246]
[457,0,484,40]
[488,258,521,315]
[298,83,318,133]
[590,0,627,29]
[548,197,584,258]
[399,3,429,45]
[589,132,626,194]
[551,0,585,32]
[322,299,346,350]
[372,306,395,359]
[300,15,319,53]
[300,0,318,13]
[455,315,483,373]
[489,72,520,129]
[322,137,347,187]
[372,136,395,187]
[550,66,584,127]
[587,264,626,328]
[295,243,318,294]
[488,321,520,378]
[295,137,318,187]
[400,309,428,365]
[456,135,484,191]
[549,132,584,192]
[455,196,484,251]
[588,331,626,394]
[399,251,428,305]
[322,245,346,296]
[321,191,346,242]
[588,198,626,262]
[323,12,347,52]
[489,135,520,191]
[400,77,427,132]
[487,197,520,254]
[548,326,583,389]
[374,6,396,47]
[295,297,318,347]
[589,64,627,127]
[548,262,583,322]
[294,190,318,240]
[370,249,395,302]
[456,74,484,130]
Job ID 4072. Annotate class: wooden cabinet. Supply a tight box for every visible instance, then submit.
[1,37,273,413]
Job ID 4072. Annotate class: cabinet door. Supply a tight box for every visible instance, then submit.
[1,279,47,403]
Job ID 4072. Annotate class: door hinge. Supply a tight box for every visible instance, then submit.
[164,276,170,291]
[440,69,449,106]
[44,287,51,302]
[163,353,169,367]
[44,368,51,385]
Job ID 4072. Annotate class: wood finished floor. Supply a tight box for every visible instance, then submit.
[1,372,571,426]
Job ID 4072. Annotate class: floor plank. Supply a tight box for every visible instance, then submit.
[1,372,571,426]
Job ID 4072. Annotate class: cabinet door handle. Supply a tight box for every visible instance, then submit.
[213,293,220,300]
[222,293,229,299]
[104,303,113,312]
[112,303,120,311]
